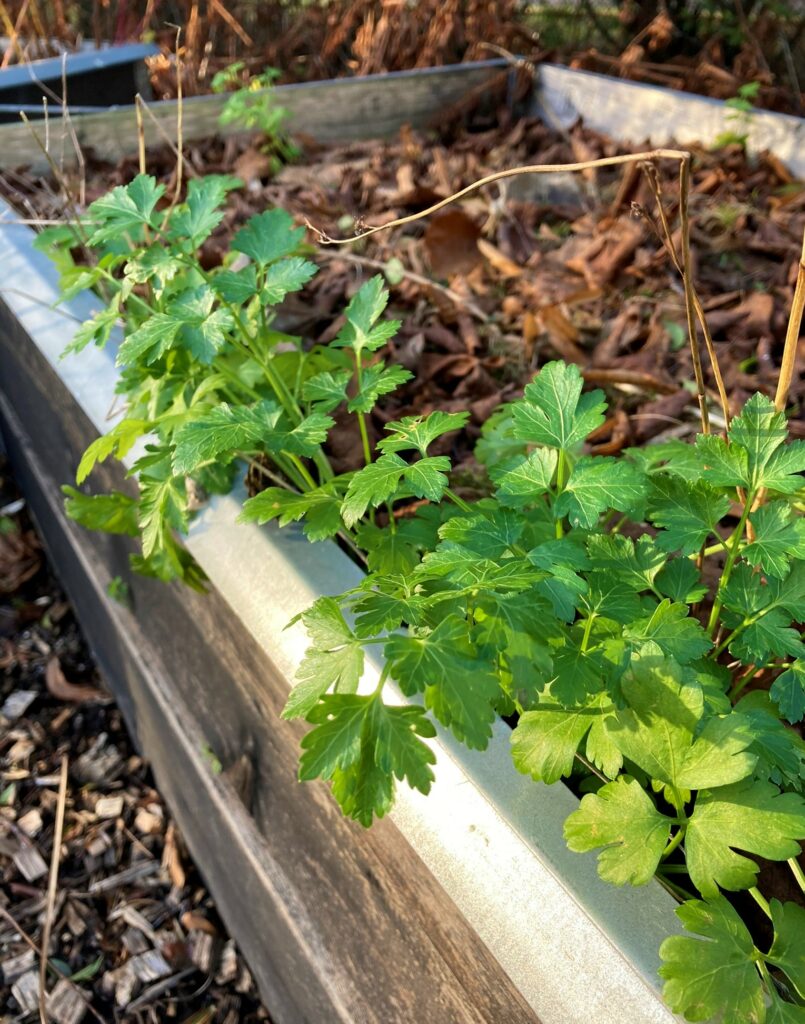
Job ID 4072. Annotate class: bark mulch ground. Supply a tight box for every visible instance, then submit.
[0,457,272,1024]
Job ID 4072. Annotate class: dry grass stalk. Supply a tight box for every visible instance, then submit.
[776,227,805,412]
[640,162,731,430]
[38,754,68,1024]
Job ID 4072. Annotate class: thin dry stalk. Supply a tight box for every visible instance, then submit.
[135,96,200,178]
[678,156,710,433]
[135,94,147,176]
[640,162,731,429]
[312,147,712,434]
[0,0,30,69]
[776,226,805,411]
[38,754,68,1024]
[0,905,105,1024]
[19,112,90,249]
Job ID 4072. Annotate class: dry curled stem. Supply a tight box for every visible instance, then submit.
[309,148,713,433]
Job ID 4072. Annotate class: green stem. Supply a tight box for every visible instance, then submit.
[580,613,596,653]
[707,495,754,636]
[788,858,805,897]
[554,450,567,539]
[353,352,373,468]
[371,663,391,698]
[661,825,686,860]
[288,455,317,491]
[749,887,773,921]
[728,664,758,702]
[445,487,473,514]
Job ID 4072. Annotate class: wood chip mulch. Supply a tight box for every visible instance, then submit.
[0,458,273,1024]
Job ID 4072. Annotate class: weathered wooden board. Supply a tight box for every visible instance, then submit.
[0,291,540,1024]
[0,60,511,170]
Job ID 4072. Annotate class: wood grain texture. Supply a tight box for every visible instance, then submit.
[0,296,540,1024]
[0,60,510,170]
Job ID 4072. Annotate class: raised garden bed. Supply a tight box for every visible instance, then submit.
[0,43,158,123]
[1,60,804,1024]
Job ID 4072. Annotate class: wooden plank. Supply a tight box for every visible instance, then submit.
[0,60,510,170]
[0,294,539,1024]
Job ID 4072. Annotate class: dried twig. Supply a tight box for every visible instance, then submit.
[38,754,68,1024]
[0,903,106,1024]
[776,226,805,412]
[639,162,730,430]
[310,147,712,433]
[135,94,147,177]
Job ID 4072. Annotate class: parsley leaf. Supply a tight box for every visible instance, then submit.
[624,600,712,663]
[232,208,304,266]
[648,475,731,554]
[347,363,412,413]
[686,778,805,896]
[494,449,558,508]
[770,662,805,725]
[299,694,436,826]
[284,597,364,719]
[331,276,401,355]
[511,361,606,453]
[565,775,671,885]
[62,486,139,536]
[342,454,450,527]
[659,897,765,1024]
[744,501,805,579]
[240,484,343,541]
[555,456,645,529]
[512,694,616,784]
[377,411,469,456]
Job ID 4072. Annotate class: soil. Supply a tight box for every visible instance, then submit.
[0,456,272,1022]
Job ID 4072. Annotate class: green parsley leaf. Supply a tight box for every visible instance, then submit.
[494,449,558,508]
[331,276,401,355]
[300,694,436,826]
[76,418,150,484]
[262,257,318,304]
[213,265,259,304]
[648,475,731,554]
[301,369,352,412]
[377,411,470,457]
[232,208,303,266]
[511,361,606,453]
[512,694,616,784]
[564,775,671,885]
[342,454,450,528]
[624,600,712,663]
[86,174,164,244]
[659,896,765,1024]
[62,486,139,536]
[606,657,756,792]
[554,456,645,529]
[62,304,120,357]
[770,661,805,725]
[167,175,240,247]
[767,899,805,999]
[240,484,343,541]
[347,363,412,413]
[284,597,364,719]
[744,501,805,579]
[686,778,805,896]
[656,558,708,603]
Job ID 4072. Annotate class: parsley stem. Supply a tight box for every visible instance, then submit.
[353,354,373,467]
[748,887,773,921]
[707,493,754,637]
[661,826,686,860]
[445,488,473,514]
[788,857,805,897]
[580,613,596,653]
[554,450,567,539]
[727,663,758,702]
[288,455,317,491]
[372,663,390,698]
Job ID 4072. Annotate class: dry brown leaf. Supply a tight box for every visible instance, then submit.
[477,238,522,279]
[423,208,482,278]
[45,657,104,704]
